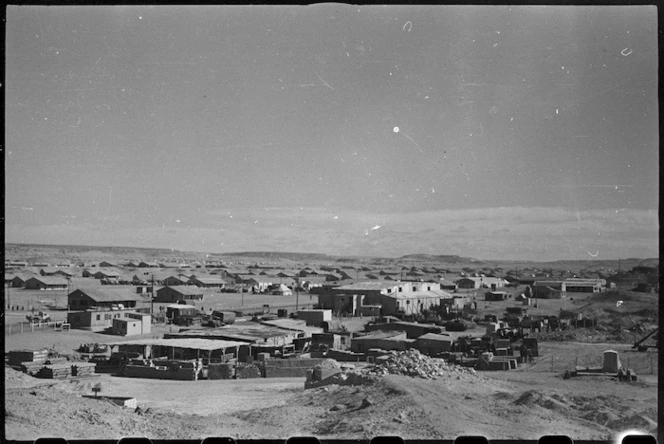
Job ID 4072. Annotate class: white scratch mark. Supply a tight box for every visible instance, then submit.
[400,132,424,153]
[403,21,412,32]
[587,250,599,257]
[314,72,335,90]
[620,48,632,56]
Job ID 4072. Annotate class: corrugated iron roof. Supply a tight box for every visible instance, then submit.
[27,276,69,285]
[158,285,204,295]
[106,337,247,351]
[335,281,400,291]
[417,333,453,342]
[71,287,143,302]
[191,277,227,284]
[392,289,454,299]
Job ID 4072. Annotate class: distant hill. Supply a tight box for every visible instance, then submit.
[4,243,658,271]
[396,254,482,264]
[213,251,345,263]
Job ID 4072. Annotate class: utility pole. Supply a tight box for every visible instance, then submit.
[65,277,71,311]
[151,274,155,316]
[295,276,299,311]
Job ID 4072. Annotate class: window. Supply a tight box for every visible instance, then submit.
[427,286,431,291]
[96,315,101,321]
[104,314,111,320]
[399,287,403,292]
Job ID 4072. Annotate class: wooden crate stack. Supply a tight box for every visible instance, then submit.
[8,349,48,367]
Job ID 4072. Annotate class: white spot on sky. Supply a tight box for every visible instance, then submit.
[393,127,399,133]
[431,187,435,193]
[254,220,258,224]
[371,225,381,230]
[139,16,142,20]
[424,95,429,99]
[621,48,632,56]
[175,219,181,223]
[333,216,338,220]
[556,109,559,114]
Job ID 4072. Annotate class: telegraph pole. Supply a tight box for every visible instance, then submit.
[151,274,155,315]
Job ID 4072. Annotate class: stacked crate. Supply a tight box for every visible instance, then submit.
[8,349,48,367]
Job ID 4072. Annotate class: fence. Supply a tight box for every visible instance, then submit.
[219,303,317,315]
[5,321,71,336]
[528,349,657,375]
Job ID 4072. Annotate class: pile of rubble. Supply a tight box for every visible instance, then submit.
[363,349,478,380]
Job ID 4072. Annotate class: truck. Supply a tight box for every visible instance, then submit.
[26,311,51,324]
[204,311,236,327]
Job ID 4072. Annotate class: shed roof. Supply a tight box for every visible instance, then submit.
[28,276,69,285]
[391,290,454,299]
[417,333,453,342]
[191,277,227,284]
[158,285,204,295]
[334,281,399,291]
[106,338,247,351]
[71,288,143,302]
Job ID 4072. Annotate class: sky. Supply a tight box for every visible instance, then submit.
[5,5,659,261]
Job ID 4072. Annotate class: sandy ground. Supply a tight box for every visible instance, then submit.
[5,355,657,441]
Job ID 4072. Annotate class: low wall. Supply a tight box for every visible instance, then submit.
[236,364,261,379]
[123,361,198,380]
[326,349,366,362]
[263,358,326,378]
[207,363,234,380]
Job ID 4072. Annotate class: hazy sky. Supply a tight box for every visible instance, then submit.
[5,5,659,260]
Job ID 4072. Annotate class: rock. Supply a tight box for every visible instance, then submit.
[361,396,374,408]
[330,404,345,411]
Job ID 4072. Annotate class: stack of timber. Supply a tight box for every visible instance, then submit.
[71,362,97,377]
[35,363,72,379]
